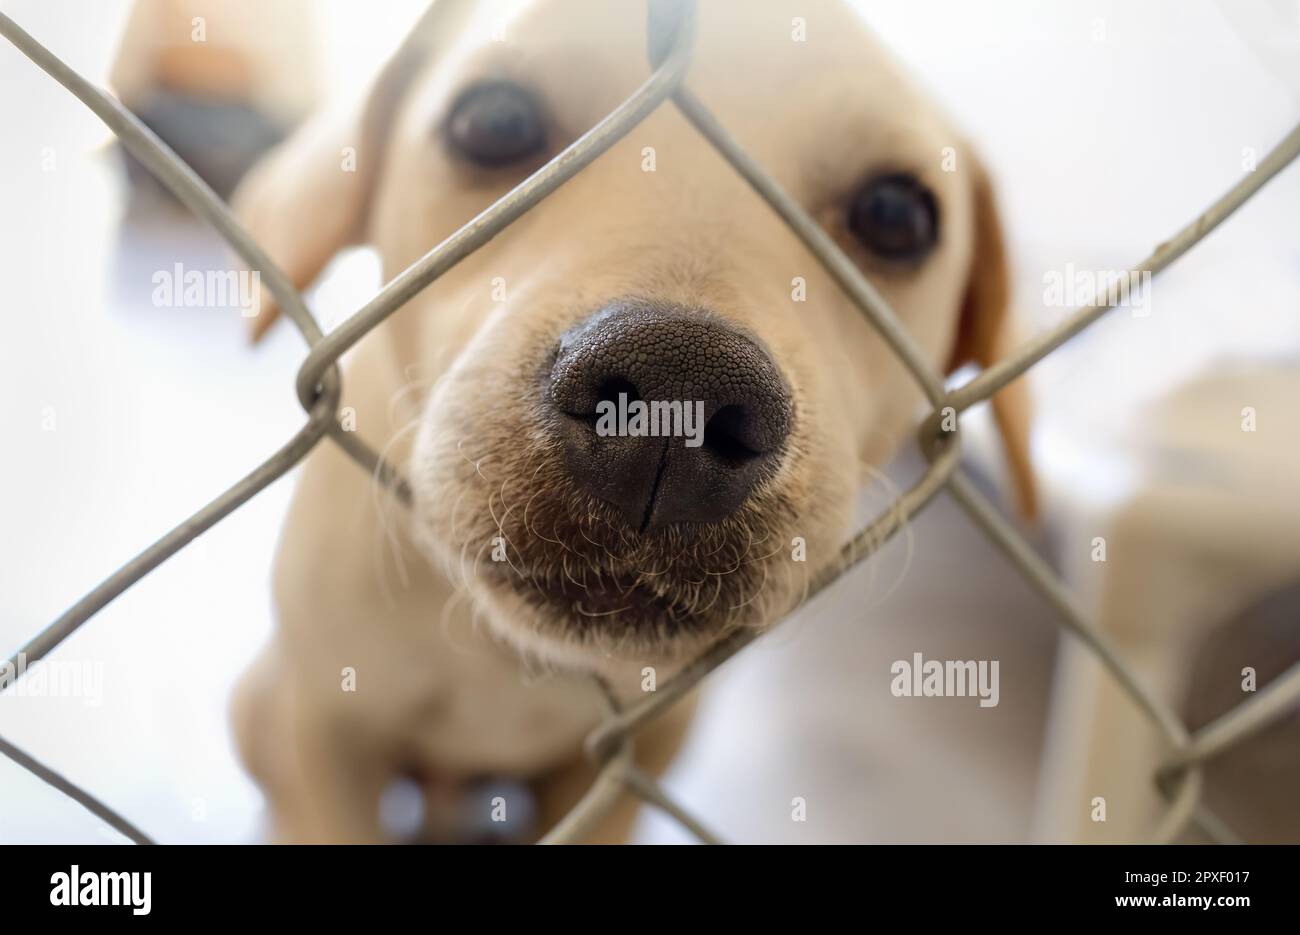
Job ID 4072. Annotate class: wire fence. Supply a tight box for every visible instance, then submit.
[3,0,1300,846]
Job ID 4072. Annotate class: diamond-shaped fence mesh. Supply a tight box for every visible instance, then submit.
[2,0,1299,845]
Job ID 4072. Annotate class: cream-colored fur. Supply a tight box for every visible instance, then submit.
[230,0,1032,843]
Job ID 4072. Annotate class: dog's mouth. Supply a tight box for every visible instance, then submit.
[482,552,722,638]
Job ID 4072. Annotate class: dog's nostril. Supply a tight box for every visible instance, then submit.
[703,405,761,463]
[595,377,640,407]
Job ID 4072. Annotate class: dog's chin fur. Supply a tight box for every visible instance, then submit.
[405,311,852,670]
[408,416,823,669]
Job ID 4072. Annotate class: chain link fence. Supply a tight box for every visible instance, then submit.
[2,0,1299,846]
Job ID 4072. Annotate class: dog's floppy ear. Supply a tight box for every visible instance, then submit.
[232,0,477,341]
[946,154,1037,520]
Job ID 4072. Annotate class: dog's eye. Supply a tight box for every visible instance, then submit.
[847,173,939,262]
[446,81,546,167]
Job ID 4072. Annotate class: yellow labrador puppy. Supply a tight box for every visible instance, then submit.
[230,0,1033,843]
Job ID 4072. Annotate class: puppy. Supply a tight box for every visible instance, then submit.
[230,0,1033,843]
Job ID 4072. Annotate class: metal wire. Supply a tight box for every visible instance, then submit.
[0,735,155,845]
[2,0,1299,845]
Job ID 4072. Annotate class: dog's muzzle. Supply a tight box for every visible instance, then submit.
[546,299,793,533]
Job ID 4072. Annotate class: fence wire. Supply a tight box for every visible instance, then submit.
[3,0,1300,846]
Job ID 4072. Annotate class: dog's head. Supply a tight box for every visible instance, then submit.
[236,0,1033,670]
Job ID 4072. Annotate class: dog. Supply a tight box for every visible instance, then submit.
[228,0,1034,843]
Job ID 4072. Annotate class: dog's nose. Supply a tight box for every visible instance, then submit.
[547,300,792,532]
